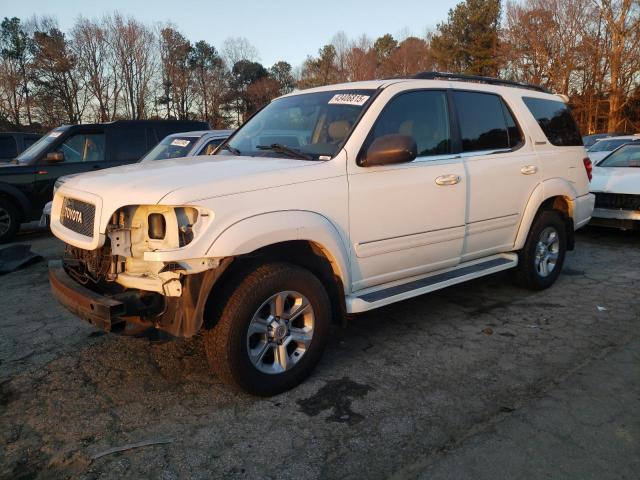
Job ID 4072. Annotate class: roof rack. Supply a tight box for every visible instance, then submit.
[412,71,551,94]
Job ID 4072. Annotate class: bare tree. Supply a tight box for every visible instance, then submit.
[72,17,121,122]
[222,36,259,66]
[0,17,32,126]
[597,0,640,131]
[107,13,157,120]
[191,40,229,127]
[30,24,86,125]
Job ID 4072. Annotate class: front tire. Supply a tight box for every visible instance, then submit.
[204,262,330,396]
[512,210,567,290]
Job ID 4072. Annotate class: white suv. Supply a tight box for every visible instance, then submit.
[49,72,594,395]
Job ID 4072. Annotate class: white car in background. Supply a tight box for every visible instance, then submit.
[586,135,640,164]
[140,129,233,162]
[590,142,640,230]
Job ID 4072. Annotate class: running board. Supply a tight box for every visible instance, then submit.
[346,253,518,313]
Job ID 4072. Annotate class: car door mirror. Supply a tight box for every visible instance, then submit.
[361,134,417,167]
[46,151,64,163]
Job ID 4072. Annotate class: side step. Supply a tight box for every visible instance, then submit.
[346,253,518,313]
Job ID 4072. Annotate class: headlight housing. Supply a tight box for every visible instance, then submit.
[107,205,207,258]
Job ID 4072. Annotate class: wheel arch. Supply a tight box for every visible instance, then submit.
[514,179,577,251]
[206,210,351,290]
[0,182,31,219]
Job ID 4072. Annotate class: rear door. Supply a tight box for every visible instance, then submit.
[451,90,539,261]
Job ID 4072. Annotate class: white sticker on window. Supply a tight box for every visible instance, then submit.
[328,94,370,106]
[171,139,191,147]
[49,131,62,138]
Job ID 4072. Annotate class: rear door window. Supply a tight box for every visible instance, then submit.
[0,135,18,158]
[522,97,583,146]
[453,91,522,153]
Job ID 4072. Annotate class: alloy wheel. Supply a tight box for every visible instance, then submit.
[246,290,315,374]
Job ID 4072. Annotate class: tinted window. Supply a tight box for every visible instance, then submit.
[111,128,148,161]
[454,91,522,152]
[55,133,105,163]
[501,102,523,148]
[598,143,640,167]
[370,90,450,157]
[0,135,17,158]
[523,97,582,146]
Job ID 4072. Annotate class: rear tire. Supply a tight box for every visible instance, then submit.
[512,210,567,290]
[0,197,20,244]
[204,262,330,396]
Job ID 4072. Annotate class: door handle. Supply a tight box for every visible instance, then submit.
[435,174,461,186]
[521,165,538,175]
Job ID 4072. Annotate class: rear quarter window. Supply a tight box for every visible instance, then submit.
[523,97,583,146]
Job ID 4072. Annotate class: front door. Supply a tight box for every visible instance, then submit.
[348,90,467,291]
[32,130,107,210]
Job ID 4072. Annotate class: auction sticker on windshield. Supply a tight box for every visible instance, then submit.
[49,131,62,138]
[328,94,370,106]
[171,139,191,147]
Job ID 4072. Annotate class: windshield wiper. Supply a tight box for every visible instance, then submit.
[221,143,241,155]
[256,143,313,160]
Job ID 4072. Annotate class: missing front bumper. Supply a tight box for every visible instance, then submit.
[49,260,126,331]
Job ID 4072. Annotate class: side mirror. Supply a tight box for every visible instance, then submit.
[46,151,64,163]
[361,134,417,167]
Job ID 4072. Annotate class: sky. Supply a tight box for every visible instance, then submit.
[0,0,460,67]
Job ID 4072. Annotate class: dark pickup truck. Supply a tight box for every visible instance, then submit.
[0,120,209,243]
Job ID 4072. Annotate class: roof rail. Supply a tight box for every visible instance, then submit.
[412,71,551,94]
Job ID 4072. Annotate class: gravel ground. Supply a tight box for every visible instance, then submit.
[0,225,638,479]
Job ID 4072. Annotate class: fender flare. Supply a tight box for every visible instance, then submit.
[0,182,32,216]
[207,210,351,292]
[514,178,578,250]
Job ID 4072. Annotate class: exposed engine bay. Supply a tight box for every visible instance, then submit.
[60,205,229,337]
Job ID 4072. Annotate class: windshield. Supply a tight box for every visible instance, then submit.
[218,89,375,160]
[588,138,633,152]
[15,127,68,164]
[141,135,199,162]
[598,143,640,167]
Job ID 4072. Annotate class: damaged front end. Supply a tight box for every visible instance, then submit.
[52,205,230,337]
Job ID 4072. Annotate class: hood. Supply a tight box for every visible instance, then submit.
[61,155,326,205]
[591,166,640,195]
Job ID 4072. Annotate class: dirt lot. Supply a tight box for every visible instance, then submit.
[1,226,639,479]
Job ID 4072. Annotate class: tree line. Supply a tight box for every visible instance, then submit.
[1,0,638,134]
